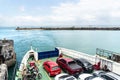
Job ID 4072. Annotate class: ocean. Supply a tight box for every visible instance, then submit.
[1,27,120,79]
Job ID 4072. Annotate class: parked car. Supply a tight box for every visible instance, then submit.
[93,70,120,80]
[56,57,83,76]
[78,73,105,80]
[55,73,77,80]
[78,73,93,80]
[43,60,61,76]
[91,77,106,80]
[92,70,105,77]
[74,58,94,73]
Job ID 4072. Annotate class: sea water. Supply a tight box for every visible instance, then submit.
[1,27,120,79]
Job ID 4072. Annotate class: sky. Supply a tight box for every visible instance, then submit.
[0,0,120,27]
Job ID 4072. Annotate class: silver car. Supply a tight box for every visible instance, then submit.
[54,73,77,80]
[93,70,120,80]
[78,73,105,80]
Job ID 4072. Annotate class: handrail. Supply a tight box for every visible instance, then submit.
[58,47,95,64]
[96,48,120,63]
[96,48,120,56]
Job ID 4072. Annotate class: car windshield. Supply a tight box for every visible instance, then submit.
[59,75,70,80]
[52,66,59,71]
[68,61,76,65]
[84,62,91,67]
[59,75,75,80]
[85,76,95,80]
[66,76,75,80]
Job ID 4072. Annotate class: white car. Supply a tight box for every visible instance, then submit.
[93,70,120,80]
[92,70,105,77]
[91,77,105,80]
[78,73,105,80]
[78,73,93,80]
[54,73,77,80]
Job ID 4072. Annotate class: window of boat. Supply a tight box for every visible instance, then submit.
[52,66,59,71]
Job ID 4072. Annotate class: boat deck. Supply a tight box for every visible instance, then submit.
[16,57,65,80]
[38,57,58,80]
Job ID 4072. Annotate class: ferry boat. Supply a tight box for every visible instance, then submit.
[15,47,120,80]
[0,39,16,67]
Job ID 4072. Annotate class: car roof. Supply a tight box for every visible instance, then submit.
[55,73,68,80]
[59,74,70,78]
[106,72,120,79]
[65,76,76,80]
[46,61,58,67]
[92,77,105,80]
[55,73,76,80]
[61,58,73,62]
[79,73,93,80]
[56,73,68,77]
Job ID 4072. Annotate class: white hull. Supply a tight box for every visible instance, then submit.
[19,47,38,71]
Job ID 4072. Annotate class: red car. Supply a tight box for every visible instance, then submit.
[43,60,61,76]
[56,57,83,75]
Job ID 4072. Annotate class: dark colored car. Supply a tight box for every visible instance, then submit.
[43,60,61,76]
[56,57,83,75]
[74,58,94,73]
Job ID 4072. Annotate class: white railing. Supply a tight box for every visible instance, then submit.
[112,62,120,74]
[58,47,95,64]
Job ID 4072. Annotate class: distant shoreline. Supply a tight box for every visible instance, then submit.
[16,27,120,30]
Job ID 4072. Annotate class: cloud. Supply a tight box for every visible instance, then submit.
[0,15,46,26]
[49,0,120,25]
[19,6,25,12]
[13,15,46,26]
[111,11,120,18]
[1,0,120,26]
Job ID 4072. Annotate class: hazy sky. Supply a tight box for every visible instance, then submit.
[0,0,120,26]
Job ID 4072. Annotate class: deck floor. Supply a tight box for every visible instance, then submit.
[15,56,67,80]
[37,57,62,80]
